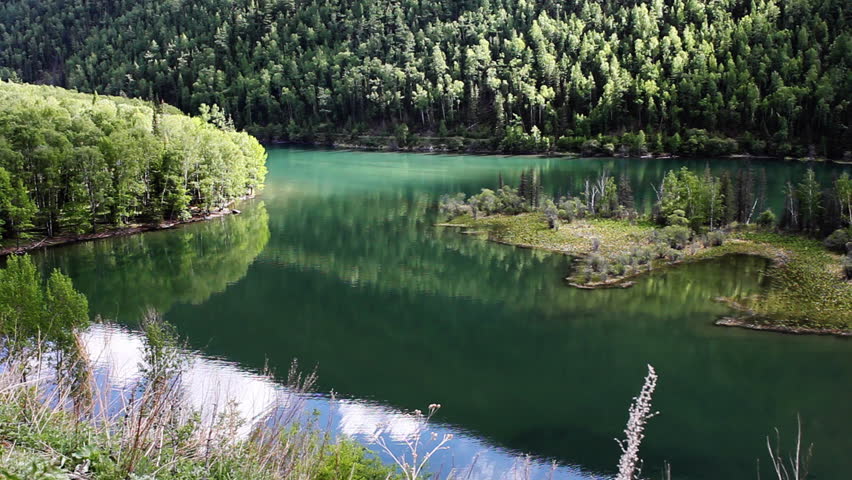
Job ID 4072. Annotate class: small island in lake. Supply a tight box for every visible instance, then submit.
[439,168,852,335]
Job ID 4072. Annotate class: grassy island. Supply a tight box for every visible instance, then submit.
[439,168,852,334]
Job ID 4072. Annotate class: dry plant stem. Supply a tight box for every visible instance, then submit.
[765,414,812,480]
[615,364,659,480]
[371,403,453,480]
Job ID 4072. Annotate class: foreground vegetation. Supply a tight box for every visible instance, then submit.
[0,255,398,480]
[0,254,822,478]
[440,168,852,331]
[0,81,267,247]
[1,0,850,158]
[0,336,397,480]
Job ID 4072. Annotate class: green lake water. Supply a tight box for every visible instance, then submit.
[35,148,851,479]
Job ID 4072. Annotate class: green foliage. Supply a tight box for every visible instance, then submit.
[702,230,727,247]
[797,168,823,233]
[139,313,185,387]
[50,202,270,318]
[543,199,559,229]
[0,255,88,353]
[732,231,852,327]
[500,117,546,153]
[0,341,400,480]
[757,209,777,228]
[394,123,410,148]
[1,0,848,156]
[660,168,712,227]
[835,172,852,227]
[0,81,267,237]
[0,165,37,240]
[666,209,690,227]
[438,193,469,217]
[661,225,692,249]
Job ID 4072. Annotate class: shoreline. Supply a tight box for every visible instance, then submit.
[266,138,848,164]
[440,215,851,336]
[715,316,852,337]
[0,204,246,257]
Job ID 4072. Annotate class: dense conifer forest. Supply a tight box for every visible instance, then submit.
[0,82,267,242]
[0,0,849,156]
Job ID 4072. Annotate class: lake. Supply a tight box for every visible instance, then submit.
[35,148,852,479]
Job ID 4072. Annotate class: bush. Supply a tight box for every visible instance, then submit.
[438,193,468,217]
[661,225,691,249]
[665,248,684,262]
[703,230,727,247]
[580,139,600,155]
[394,123,410,147]
[557,196,586,222]
[586,253,609,274]
[666,209,689,227]
[630,246,653,265]
[591,236,601,252]
[824,228,852,252]
[757,209,776,228]
[543,199,559,229]
[556,136,584,152]
[609,262,627,276]
[652,243,670,259]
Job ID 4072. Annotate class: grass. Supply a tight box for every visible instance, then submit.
[444,213,852,332]
[725,232,852,330]
[446,213,656,256]
[0,317,399,480]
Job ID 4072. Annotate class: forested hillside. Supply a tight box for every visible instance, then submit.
[0,0,849,156]
[0,81,267,241]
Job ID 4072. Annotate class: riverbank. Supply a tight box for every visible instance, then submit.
[440,214,852,335]
[0,205,245,257]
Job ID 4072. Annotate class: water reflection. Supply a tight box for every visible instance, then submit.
[35,201,270,324]
[34,149,852,480]
[83,323,588,479]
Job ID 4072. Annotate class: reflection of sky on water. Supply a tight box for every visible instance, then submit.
[83,323,594,480]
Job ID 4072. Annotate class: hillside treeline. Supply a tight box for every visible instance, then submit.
[0,81,267,241]
[0,0,849,156]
